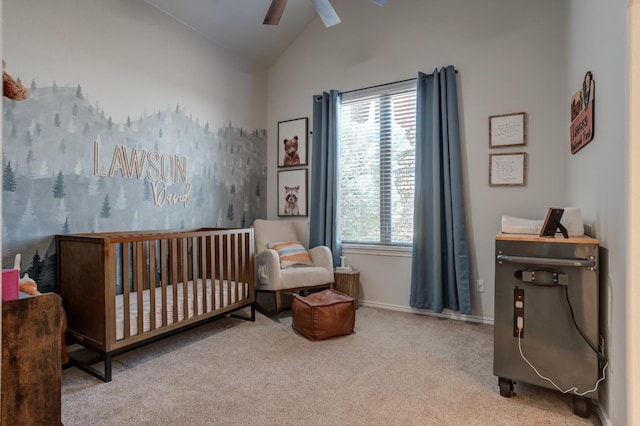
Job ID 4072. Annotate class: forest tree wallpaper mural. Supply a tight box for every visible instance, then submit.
[2,81,267,292]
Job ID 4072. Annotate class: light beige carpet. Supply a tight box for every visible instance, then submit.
[61,306,601,425]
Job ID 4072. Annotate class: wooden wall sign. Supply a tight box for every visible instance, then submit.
[570,71,595,154]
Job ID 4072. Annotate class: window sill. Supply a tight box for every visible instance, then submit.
[342,243,412,258]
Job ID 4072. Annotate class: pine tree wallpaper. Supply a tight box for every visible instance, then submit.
[2,81,267,293]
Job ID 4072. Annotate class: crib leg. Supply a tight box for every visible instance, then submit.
[104,354,112,382]
[230,303,256,322]
[68,347,113,382]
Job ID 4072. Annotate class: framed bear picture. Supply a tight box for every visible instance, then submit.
[278,169,308,217]
[277,117,308,167]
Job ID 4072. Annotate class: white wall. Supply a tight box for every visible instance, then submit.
[267,0,568,321]
[1,0,268,271]
[565,1,628,424]
[3,0,266,128]
[628,2,640,424]
[2,0,270,415]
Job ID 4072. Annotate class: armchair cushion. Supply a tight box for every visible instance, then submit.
[254,219,298,253]
[267,241,313,269]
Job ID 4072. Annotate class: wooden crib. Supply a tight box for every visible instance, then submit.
[56,227,255,381]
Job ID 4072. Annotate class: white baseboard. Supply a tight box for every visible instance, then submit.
[594,404,610,426]
[359,299,494,325]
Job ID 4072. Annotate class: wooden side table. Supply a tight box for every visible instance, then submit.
[333,269,360,307]
[2,293,62,426]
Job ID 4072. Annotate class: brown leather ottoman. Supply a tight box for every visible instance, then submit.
[291,289,355,341]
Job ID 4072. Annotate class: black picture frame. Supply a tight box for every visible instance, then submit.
[277,169,308,217]
[539,208,567,238]
[277,117,308,168]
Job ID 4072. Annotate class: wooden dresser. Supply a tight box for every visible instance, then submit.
[2,293,62,426]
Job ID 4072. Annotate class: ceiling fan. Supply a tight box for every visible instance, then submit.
[264,0,387,28]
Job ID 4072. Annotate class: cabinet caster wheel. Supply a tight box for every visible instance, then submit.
[573,395,592,418]
[498,377,514,398]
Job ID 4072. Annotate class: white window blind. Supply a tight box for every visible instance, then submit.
[339,80,417,245]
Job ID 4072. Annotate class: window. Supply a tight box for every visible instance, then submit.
[339,80,417,245]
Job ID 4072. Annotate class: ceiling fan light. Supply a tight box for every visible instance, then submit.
[319,14,342,28]
[310,0,342,28]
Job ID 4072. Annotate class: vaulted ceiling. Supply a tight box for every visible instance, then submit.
[143,0,317,67]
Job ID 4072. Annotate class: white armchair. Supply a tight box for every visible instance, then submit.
[253,219,334,314]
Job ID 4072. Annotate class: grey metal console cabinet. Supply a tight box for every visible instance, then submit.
[494,234,602,418]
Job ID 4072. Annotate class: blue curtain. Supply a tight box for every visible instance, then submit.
[309,90,342,266]
[410,66,471,315]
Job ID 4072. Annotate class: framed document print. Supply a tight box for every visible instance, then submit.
[489,112,526,148]
[489,152,527,186]
[277,117,308,167]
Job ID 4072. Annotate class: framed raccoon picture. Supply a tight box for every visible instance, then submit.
[277,117,308,167]
[278,169,308,217]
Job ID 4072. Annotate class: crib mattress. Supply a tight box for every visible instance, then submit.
[115,279,247,341]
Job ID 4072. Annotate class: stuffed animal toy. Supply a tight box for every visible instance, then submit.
[18,272,40,296]
[13,254,40,295]
[3,59,29,101]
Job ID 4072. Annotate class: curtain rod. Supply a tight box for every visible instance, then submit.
[339,69,458,96]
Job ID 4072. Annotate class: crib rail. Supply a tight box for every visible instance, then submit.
[116,229,253,340]
[56,228,255,354]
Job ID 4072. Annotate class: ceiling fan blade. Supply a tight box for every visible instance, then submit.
[368,0,387,5]
[310,0,341,28]
[263,0,288,25]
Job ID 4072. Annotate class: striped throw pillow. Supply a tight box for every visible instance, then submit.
[267,241,313,269]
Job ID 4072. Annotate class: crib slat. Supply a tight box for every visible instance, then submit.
[240,231,247,300]
[204,235,216,311]
[214,235,220,310]
[237,232,245,300]
[244,231,251,299]
[171,238,179,324]
[135,241,144,337]
[242,231,247,300]
[190,236,199,317]
[247,230,254,300]
[221,235,225,307]
[149,241,157,332]
[200,236,208,313]
[122,243,131,340]
[160,239,168,328]
[237,232,243,302]
[214,234,222,309]
[230,233,237,304]
[181,237,189,319]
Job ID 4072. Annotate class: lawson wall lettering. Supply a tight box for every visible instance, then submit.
[93,141,191,208]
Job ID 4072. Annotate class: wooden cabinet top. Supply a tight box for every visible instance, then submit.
[495,233,598,244]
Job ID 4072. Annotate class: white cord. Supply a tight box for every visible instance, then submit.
[516,327,608,396]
